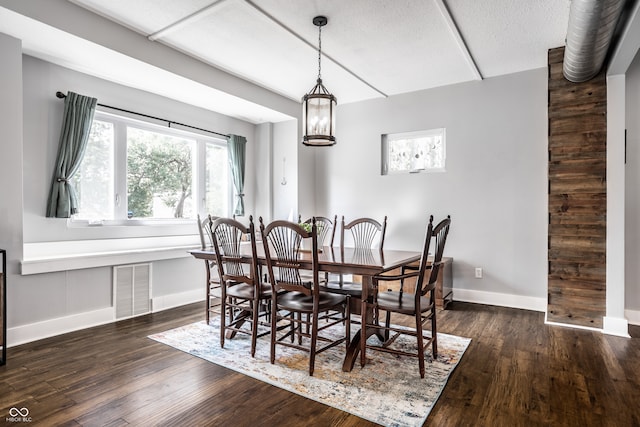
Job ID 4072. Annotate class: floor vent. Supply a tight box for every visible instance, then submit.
[114,263,151,320]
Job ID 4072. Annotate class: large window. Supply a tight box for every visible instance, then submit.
[72,111,230,223]
[381,128,446,175]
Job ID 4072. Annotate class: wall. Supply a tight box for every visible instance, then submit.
[272,120,299,221]
[625,50,640,313]
[315,68,549,309]
[0,33,24,342]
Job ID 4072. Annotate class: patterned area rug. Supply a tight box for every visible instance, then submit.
[149,318,470,426]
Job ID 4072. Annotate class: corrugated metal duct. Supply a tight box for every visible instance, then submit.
[563,0,627,83]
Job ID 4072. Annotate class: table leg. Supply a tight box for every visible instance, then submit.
[225,308,251,339]
[342,275,384,371]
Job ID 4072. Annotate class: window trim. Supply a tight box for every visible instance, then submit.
[381,128,446,175]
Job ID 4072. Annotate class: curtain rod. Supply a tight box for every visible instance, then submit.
[55,91,230,139]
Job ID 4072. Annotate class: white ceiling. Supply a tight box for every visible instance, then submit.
[1,0,572,123]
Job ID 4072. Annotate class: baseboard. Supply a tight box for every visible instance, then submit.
[8,288,630,347]
[152,289,204,312]
[452,288,546,312]
[7,289,206,347]
[7,307,115,348]
[603,316,631,337]
[625,309,640,326]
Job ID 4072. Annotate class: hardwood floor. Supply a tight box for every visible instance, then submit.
[1,302,639,426]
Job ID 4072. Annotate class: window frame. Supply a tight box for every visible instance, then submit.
[381,128,446,175]
[70,110,233,226]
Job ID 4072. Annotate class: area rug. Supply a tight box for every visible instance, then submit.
[149,319,470,427]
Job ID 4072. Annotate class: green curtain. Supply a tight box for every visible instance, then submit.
[46,92,97,218]
[227,134,247,216]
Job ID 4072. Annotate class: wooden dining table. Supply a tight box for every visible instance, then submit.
[189,244,421,372]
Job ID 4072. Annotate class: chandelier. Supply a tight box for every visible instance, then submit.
[302,16,337,146]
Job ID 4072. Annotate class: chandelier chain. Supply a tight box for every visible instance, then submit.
[317,24,322,80]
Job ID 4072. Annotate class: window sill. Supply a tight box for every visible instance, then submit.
[21,235,200,275]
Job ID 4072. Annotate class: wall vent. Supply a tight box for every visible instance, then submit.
[114,263,151,320]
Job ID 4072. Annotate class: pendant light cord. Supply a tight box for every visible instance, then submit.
[317,24,322,81]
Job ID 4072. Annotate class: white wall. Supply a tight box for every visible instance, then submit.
[0,33,25,336]
[316,69,549,306]
[625,51,640,312]
[272,120,299,221]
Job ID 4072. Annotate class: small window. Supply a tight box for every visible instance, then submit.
[381,128,445,175]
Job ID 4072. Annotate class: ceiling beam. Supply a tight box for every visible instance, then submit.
[434,0,483,81]
[244,0,388,98]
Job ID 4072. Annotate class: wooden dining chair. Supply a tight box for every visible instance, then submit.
[197,213,221,324]
[259,217,350,376]
[320,216,388,296]
[298,214,337,248]
[299,215,337,289]
[210,215,272,357]
[360,215,451,378]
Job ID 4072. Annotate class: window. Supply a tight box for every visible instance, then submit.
[381,128,445,175]
[72,111,230,223]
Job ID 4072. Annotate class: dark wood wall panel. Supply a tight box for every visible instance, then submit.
[547,47,607,328]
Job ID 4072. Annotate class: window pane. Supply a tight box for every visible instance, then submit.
[72,120,115,220]
[205,142,228,217]
[126,127,195,219]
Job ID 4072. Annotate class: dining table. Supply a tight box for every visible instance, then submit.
[189,243,421,372]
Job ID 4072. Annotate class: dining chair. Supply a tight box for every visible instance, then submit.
[320,216,388,296]
[298,214,337,248]
[259,217,350,376]
[197,213,221,324]
[210,215,272,357]
[360,215,451,378]
[298,215,337,290]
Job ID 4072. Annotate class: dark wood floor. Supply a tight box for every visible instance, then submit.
[1,302,639,426]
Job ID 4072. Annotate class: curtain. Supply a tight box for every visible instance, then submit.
[227,134,247,216]
[46,92,97,218]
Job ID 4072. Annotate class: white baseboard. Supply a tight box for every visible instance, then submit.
[9,288,635,347]
[7,289,206,347]
[453,288,546,312]
[625,309,640,326]
[152,289,204,313]
[7,307,115,348]
[603,316,631,337]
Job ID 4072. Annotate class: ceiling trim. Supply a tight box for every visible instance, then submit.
[434,0,483,81]
[148,0,229,42]
[244,0,388,99]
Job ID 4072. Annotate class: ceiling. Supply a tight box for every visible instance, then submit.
[1,0,572,123]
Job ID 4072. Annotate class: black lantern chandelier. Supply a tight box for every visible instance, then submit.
[302,16,337,146]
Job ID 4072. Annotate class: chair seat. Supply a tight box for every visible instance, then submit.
[277,291,347,313]
[376,291,432,314]
[226,282,272,299]
[319,280,362,296]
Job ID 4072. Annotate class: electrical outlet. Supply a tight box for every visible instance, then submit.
[475,267,483,278]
